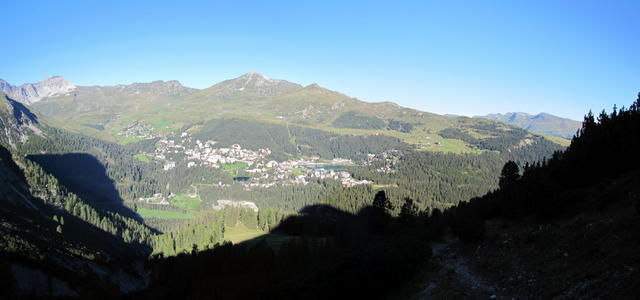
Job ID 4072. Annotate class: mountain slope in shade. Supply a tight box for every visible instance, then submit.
[0,93,42,148]
[0,143,149,298]
[0,76,76,104]
[475,112,581,139]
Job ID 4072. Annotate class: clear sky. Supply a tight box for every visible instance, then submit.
[1,0,638,121]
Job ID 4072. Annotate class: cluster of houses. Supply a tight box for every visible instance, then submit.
[154,135,272,170]
[363,151,398,174]
[140,130,377,200]
[138,193,170,205]
[185,140,271,167]
[238,164,371,190]
[118,121,161,140]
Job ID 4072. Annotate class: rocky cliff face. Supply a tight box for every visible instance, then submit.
[0,76,76,104]
[0,93,42,148]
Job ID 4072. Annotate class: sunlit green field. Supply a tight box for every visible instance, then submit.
[224,224,266,244]
[170,193,201,210]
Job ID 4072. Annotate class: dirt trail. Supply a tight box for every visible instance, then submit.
[416,232,515,300]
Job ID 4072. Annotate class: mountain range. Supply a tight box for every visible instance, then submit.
[476,112,581,139]
[0,76,76,105]
[0,72,571,152]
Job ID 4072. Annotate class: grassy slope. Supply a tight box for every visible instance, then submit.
[223,224,266,244]
[170,193,200,210]
[29,79,568,153]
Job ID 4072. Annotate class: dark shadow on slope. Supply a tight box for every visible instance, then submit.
[26,153,138,219]
[5,95,38,125]
[138,202,437,300]
[1,143,152,298]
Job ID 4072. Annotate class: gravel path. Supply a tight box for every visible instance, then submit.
[416,232,515,300]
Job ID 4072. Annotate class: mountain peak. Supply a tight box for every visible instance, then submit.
[236,71,278,87]
[243,71,268,78]
[0,76,76,105]
[42,75,67,82]
[207,72,303,96]
[38,75,76,90]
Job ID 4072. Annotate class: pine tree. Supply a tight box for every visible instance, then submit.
[372,190,392,215]
[499,161,520,189]
[400,197,418,220]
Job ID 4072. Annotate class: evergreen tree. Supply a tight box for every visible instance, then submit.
[499,160,520,189]
[400,197,418,220]
[372,190,393,215]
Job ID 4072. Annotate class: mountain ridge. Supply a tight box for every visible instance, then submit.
[8,72,569,153]
[0,76,76,105]
[475,111,581,139]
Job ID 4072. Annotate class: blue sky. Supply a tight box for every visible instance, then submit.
[1,0,638,120]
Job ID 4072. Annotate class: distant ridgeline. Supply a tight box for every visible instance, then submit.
[476,112,582,139]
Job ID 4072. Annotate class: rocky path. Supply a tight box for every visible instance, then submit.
[415,232,515,300]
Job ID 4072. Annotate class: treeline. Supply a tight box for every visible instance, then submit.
[331,111,415,133]
[446,95,640,241]
[387,118,415,133]
[290,125,412,161]
[152,206,288,256]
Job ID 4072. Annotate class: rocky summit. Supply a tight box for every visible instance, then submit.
[0,76,76,105]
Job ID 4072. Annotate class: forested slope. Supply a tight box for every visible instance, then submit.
[436,94,640,299]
